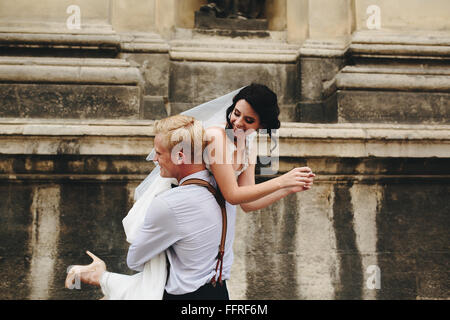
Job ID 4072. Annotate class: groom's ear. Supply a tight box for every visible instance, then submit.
[177,151,188,165]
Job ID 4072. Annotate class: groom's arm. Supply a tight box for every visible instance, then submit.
[126,197,180,271]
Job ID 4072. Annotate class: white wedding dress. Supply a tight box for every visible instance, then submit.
[99,88,246,300]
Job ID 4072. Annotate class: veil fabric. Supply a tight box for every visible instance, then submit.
[100,88,243,300]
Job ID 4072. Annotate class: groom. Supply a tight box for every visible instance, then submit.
[68,114,232,300]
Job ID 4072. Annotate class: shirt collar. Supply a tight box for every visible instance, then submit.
[179,170,216,187]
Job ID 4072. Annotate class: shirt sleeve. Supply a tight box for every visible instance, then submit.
[126,196,180,271]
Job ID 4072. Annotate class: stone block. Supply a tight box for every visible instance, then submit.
[0,182,33,299]
[245,253,297,300]
[297,93,338,123]
[169,60,298,121]
[334,253,365,300]
[121,53,169,97]
[0,84,141,119]
[143,96,168,120]
[300,57,345,101]
[376,271,418,300]
[416,253,450,299]
[297,53,344,123]
[0,256,31,300]
[58,182,132,255]
[0,183,33,256]
[338,90,450,124]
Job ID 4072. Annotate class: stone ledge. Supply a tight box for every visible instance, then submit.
[174,28,287,42]
[352,30,450,46]
[0,31,170,54]
[336,66,450,92]
[341,65,450,76]
[0,56,130,67]
[0,120,448,158]
[0,119,155,136]
[0,32,120,49]
[280,122,450,140]
[351,30,450,59]
[299,38,350,58]
[119,33,169,53]
[169,39,300,63]
[0,58,142,85]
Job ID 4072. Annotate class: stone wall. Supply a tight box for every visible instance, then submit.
[0,0,448,300]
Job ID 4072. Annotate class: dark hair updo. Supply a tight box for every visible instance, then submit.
[225,83,281,131]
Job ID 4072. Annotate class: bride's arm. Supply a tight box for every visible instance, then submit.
[237,164,313,212]
[206,127,311,206]
[237,164,291,212]
[238,136,314,212]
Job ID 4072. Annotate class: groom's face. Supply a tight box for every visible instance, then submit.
[153,134,179,178]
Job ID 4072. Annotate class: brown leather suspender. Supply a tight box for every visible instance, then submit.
[180,178,227,286]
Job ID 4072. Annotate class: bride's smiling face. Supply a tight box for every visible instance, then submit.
[230,99,262,136]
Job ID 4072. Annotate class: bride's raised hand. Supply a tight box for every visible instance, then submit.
[279,167,315,192]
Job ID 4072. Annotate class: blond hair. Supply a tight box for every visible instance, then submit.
[154,115,205,164]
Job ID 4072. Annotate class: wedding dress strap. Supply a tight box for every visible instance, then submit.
[180,178,227,286]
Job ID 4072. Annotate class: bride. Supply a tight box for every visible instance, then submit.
[65,83,315,299]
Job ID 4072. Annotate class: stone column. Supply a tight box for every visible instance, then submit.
[155,0,177,39]
[297,0,354,123]
[286,0,308,44]
[111,0,156,33]
[308,0,354,41]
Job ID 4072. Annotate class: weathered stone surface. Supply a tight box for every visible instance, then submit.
[300,57,345,101]
[243,196,299,299]
[169,60,298,121]
[336,66,450,92]
[0,32,120,49]
[0,84,141,119]
[0,179,139,300]
[143,96,168,120]
[332,183,364,300]
[0,30,448,302]
[297,93,337,123]
[2,120,450,162]
[0,63,141,85]
[169,38,299,63]
[350,30,450,60]
[120,53,169,97]
[0,152,449,300]
[0,183,33,299]
[297,51,345,123]
[337,90,450,124]
[230,164,450,300]
[375,183,450,299]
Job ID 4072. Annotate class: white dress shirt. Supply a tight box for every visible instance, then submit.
[126,170,236,295]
